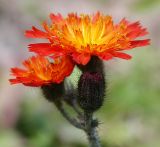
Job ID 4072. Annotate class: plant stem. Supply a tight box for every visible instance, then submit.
[72,99,83,116]
[54,101,101,147]
[84,112,101,147]
[55,102,83,129]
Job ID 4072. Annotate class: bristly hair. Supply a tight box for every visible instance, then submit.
[41,82,65,103]
[78,71,105,112]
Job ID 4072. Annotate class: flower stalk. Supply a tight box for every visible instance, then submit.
[84,112,101,147]
[54,101,84,130]
[52,94,101,147]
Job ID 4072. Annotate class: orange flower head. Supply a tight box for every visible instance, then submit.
[9,56,74,86]
[26,12,150,65]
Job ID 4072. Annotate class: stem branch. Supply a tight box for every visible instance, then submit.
[72,99,83,116]
[54,102,83,129]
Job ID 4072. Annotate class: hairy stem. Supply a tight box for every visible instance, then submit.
[84,112,101,147]
[72,99,83,116]
[54,102,83,129]
[54,99,101,147]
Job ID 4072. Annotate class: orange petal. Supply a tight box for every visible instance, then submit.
[130,39,150,48]
[111,52,132,60]
[72,53,91,65]
[25,26,48,38]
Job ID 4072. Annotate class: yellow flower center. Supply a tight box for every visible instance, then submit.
[57,14,128,53]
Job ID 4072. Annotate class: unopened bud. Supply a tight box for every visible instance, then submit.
[41,82,64,103]
[78,72,105,112]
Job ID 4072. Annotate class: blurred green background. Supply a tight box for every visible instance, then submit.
[0,0,160,147]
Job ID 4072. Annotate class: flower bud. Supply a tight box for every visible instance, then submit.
[78,72,105,112]
[41,82,64,103]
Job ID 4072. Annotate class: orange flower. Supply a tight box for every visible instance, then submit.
[26,12,150,65]
[9,56,74,86]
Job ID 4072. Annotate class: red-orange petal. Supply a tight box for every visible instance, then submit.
[25,26,49,38]
[130,39,150,48]
[72,53,91,65]
[50,13,63,23]
[99,53,113,60]
[28,43,55,56]
[111,52,132,60]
